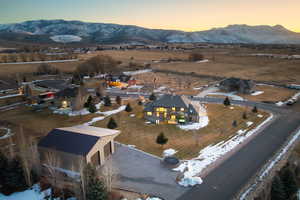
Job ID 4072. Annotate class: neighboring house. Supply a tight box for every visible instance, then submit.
[219,78,255,94]
[144,94,202,124]
[38,125,120,172]
[33,79,70,92]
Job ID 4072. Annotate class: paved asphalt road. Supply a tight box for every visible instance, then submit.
[177,99,300,200]
[106,91,300,200]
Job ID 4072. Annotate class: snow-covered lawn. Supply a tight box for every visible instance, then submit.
[0,128,13,140]
[174,113,274,187]
[0,184,75,200]
[178,116,209,131]
[251,91,264,96]
[84,105,126,126]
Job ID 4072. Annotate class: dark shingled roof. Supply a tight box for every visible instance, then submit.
[55,87,78,98]
[38,129,100,156]
[147,94,188,109]
[35,80,69,91]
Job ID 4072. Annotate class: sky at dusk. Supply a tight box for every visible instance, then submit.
[0,0,299,32]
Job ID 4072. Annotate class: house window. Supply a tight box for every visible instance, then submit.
[157,107,166,112]
[180,108,185,111]
[147,112,152,116]
[156,112,160,117]
[172,107,176,111]
[62,100,68,108]
[171,115,176,120]
[164,112,167,118]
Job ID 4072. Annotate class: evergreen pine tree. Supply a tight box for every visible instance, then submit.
[280,168,297,199]
[104,96,112,107]
[232,120,238,127]
[242,112,248,120]
[5,157,28,194]
[86,178,108,200]
[115,96,122,105]
[271,176,288,200]
[107,118,117,129]
[223,97,231,106]
[88,102,97,113]
[85,96,93,108]
[156,132,168,147]
[252,106,258,113]
[84,164,108,200]
[125,103,133,112]
[0,152,8,193]
[149,93,157,101]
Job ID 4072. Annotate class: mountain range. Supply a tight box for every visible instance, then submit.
[0,19,300,45]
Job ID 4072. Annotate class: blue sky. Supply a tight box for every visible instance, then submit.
[0,0,299,32]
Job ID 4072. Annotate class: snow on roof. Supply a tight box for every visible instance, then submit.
[58,125,120,138]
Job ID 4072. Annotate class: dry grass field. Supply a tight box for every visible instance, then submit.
[80,50,188,63]
[152,55,300,84]
[240,85,297,102]
[94,101,268,159]
[0,60,81,76]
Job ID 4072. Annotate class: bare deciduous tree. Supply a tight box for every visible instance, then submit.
[99,162,118,192]
[44,150,61,186]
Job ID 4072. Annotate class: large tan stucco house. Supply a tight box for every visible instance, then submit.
[38,125,120,173]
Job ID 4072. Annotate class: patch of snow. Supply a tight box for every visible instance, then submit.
[193,87,202,90]
[0,184,49,200]
[127,85,144,89]
[54,102,102,116]
[123,69,152,76]
[246,121,254,127]
[163,149,177,157]
[0,128,13,139]
[178,176,203,187]
[196,59,209,63]
[174,114,274,187]
[276,101,284,106]
[257,114,263,118]
[237,129,247,134]
[251,91,264,96]
[50,35,82,43]
[130,114,135,117]
[178,116,209,131]
[153,86,166,93]
[84,105,126,126]
[207,92,244,101]
[230,106,234,110]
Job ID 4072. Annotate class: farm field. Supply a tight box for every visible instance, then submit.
[94,101,269,159]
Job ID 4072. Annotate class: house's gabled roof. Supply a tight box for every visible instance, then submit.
[58,125,120,137]
[146,94,189,109]
[38,128,100,156]
[55,87,78,98]
[34,80,69,91]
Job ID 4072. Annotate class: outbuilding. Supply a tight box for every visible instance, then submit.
[38,125,120,172]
